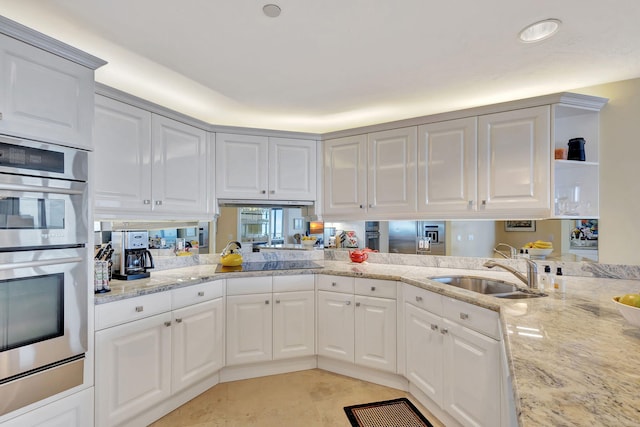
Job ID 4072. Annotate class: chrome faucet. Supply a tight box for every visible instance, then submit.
[493,243,518,259]
[483,259,538,289]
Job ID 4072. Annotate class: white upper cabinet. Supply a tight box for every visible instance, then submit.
[323,134,368,216]
[418,117,478,215]
[477,106,551,217]
[367,127,417,216]
[93,95,210,218]
[0,33,96,149]
[216,133,316,201]
[151,115,208,214]
[94,95,152,214]
[323,127,417,219]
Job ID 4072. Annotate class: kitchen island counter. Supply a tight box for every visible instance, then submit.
[95,260,640,426]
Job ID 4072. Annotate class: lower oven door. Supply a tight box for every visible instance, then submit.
[0,247,87,414]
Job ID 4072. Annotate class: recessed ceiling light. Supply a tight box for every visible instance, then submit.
[518,19,561,43]
[263,4,281,18]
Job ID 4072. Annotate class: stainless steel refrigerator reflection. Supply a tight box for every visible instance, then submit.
[388,221,417,254]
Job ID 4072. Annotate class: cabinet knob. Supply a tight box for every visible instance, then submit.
[345,301,351,306]
[368,204,373,208]
[270,190,275,194]
[415,296,423,302]
[175,318,183,323]
[164,321,172,327]
[265,300,270,305]
[359,204,364,209]
[440,328,449,335]
[276,299,281,304]
[198,291,205,297]
[155,200,163,205]
[331,282,337,287]
[468,200,474,208]
[355,302,361,307]
[460,313,469,320]
[135,306,144,312]
[143,199,151,205]
[481,200,487,206]
[261,190,267,194]
[430,324,439,331]
[371,286,376,291]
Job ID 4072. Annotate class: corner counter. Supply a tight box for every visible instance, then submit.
[95,260,640,426]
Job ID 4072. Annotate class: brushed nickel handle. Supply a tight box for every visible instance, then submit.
[276,299,281,304]
[135,306,144,312]
[368,204,373,208]
[482,200,487,206]
[198,291,205,297]
[261,190,266,194]
[440,328,449,335]
[155,200,163,205]
[143,199,151,205]
[430,324,438,331]
[415,296,423,302]
[270,190,275,194]
[355,302,361,307]
[371,286,376,291]
[345,301,351,306]
[460,313,469,320]
[175,318,183,323]
[359,204,364,209]
[331,282,337,287]
[265,300,270,305]
[164,321,171,327]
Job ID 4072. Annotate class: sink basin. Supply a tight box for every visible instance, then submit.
[429,275,547,299]
[429,275,518,295]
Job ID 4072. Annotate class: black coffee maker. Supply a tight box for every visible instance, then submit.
[112,231,155,280]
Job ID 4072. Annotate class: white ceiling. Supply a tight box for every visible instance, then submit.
[1,1,639,133]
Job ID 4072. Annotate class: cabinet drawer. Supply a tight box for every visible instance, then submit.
[172,280,224,309]
[273,274,315,292]
[226,276,272,296]
[403,284,442,316]
[355,278,396,299]
[443,297,500,340]
[95,292,172,330]
[317,275,354,293]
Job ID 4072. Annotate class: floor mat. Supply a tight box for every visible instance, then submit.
[344,397,434,427]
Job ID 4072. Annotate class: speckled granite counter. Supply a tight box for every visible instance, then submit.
[95,259,640,427]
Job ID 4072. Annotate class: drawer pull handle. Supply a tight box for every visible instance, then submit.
[198,291,205,297]
[440,328,449,335]
[164,321,171,327]
[345,301,351,306]
[460,313,469,320]
[430,324,438,331]
[331,282,337,286]
[143,199,151,205]
[356,302,361,307]
[265,300,270,305]
[175,318,183,323]
[135,306,144,312]
[415,296,423,302]
[371,286,376,291]
[276,299,281,304]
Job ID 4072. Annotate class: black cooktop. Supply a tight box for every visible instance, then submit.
[215,260,324,273]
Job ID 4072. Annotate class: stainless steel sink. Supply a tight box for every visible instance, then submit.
[429,275,546,299]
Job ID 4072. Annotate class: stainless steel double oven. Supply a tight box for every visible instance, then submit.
[0,135,88,415]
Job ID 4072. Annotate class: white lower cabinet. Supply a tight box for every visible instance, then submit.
[0,388,93,427]
[317,275,397,373]
[94,281,224,427]
[404,284,501,427]
[225,275,315,366]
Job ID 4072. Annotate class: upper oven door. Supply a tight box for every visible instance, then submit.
[0,135,87,181]
[0,173,87,249]
[0,247,87,380]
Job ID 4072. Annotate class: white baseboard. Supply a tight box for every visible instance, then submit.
[317,357,409,391]
[220,356,317,383]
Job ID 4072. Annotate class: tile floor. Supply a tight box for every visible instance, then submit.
[149,369,445,427]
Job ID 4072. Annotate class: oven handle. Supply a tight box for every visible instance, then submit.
[0,182,84,195]
[0,256,83,271]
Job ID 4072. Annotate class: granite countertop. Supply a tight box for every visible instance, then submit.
[95,260,640,426]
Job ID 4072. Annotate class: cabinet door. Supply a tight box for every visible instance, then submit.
[93,95,152,215]
[367,127,417,215]
[443,319,501,427]
[269,137,316,200]
[354,295,396,373]
[317,290,354,362]
[477,106,551,215]
[216,133,269,199]
[323,135,367,216]
[405,303,444,407]
[226,293,272,366]
[273,291,315,359]
[172,297,224,393]
[0,34,94,149]
[0,388,93,427]
[151,115,208,214]
[418,118,477,214]
[95,312,172,427]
